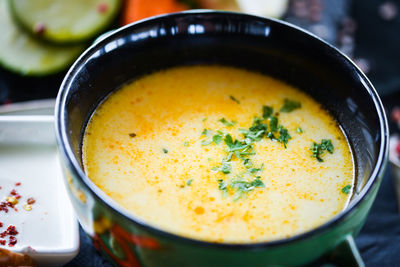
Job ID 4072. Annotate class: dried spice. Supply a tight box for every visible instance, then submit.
[27,198,36,205]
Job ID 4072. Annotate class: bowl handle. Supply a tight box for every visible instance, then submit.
[324,235,365,267]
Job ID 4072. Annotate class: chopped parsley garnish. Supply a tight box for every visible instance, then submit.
[252,116,264,126]
[219,118,236,127]
[311,139,334,162]
[251,176,265,187]
[129,133,136,138]
[218,179,228,192]
[200,102,298,199]
[262,105,273,118]
[224,134,247,151]
[202,117,208,122]
[162,148,168,154]
[212,161,231,174]
[280,98,301,112]
[342,185,351,194]
[230,95,240,104]
[243,158,252,168]
[231,177,265,201]
[212,134,223,144]
[277,126,291,148]
[201,129,209,136]
[186,179,193,186]
[248,163,264,174]
[269,116,278,133]
[296,127,304,133]
[217,176,265,201]
[184,141,189,147]
[201,139,213,146]
[224,134,234,148]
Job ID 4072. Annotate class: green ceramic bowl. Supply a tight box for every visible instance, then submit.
[55,11,389,266]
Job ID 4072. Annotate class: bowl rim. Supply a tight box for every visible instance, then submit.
[55,10,389,249]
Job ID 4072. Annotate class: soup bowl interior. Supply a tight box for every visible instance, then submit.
[55,10,388,265]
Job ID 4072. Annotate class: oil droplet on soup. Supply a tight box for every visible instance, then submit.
[82,65,354,243]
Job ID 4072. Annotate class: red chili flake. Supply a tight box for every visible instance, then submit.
[0,230,6,238]
[8,236,17,247]
[10,189,21,199]
[15,182,21,186]
[0,225,18,238]
[7,225,18,236]
[97,3,109,13]
[0,222,2,227]
[396,143,400,156]
[0,240,5,245]
[27,198,36,205]
[34,22,46,35]
[0,200,15,213]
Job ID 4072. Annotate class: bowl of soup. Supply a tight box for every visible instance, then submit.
[55,11,388,266]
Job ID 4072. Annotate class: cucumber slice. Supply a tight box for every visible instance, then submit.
[0,0,85,76]
[9,0,120,43]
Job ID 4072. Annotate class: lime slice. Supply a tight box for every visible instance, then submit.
[0,0,85,76]
[9,0,120,43]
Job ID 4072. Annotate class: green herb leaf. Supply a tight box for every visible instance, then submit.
[201,139,213,146]
[252,116,264,126]
[248,163,264,174]
[186,179,193,186]
[262,105,274,118]
[224,134,234,148]
[212,161,231,174]
[243,117,267,141]
[202,117,208,122]
[231,180,255,192]
[243,158,252,168]
[201,129,209,136]
[269,116,278,133]
[219,118,236,127]
[230,177,265,198]
[311,139,334,162]
[230,95,240,104]
[213,134,223,145]
[225,152,233,162]
[321,139,334,153]
[240,128,265,142]
[277,126,291,148]
[342,185,351,194]
[296,127,304,133]
[218,179,228,191]
[266,132,276,140]
[251,177,265,187]
[280,98,301,112]
[162,148,168,154]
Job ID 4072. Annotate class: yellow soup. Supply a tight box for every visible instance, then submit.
[82,65,354,243]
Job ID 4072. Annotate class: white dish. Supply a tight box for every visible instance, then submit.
[0,99,79,266]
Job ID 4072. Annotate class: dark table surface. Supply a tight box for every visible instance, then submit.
[1,0,400,266]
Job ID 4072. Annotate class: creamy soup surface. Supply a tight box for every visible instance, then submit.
[83,65,354,243]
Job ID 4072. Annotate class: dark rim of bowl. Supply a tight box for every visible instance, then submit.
[55,10,389,249]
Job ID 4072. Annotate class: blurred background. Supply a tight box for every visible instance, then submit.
[2,0,400,103]
[1,0,399,266]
